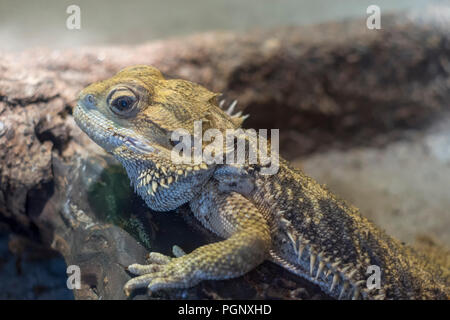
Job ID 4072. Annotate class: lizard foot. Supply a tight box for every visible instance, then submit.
[124,248,199,296]
[124,188,272,297]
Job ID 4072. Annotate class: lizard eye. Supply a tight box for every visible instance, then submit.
[107,87,138,116]
[112,96,135,112]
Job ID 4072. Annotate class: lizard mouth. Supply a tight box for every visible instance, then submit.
[122,136,157,154]
[74,102,158,155]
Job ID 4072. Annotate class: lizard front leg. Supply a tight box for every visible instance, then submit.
[124,183,271,296]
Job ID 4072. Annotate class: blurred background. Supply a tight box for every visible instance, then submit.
[0,0,431,51]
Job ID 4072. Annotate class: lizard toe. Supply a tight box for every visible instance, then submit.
[147,274,200,295]
[124,271,165,296]
[172,245,186,257]
[146,252,172,264]
[126,263,163,275]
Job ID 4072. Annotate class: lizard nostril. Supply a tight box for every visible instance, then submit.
[84,94,96,108]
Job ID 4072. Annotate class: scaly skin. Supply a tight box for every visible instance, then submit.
[74,65,449,299]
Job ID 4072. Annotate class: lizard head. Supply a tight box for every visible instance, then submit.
[74,65,240,211]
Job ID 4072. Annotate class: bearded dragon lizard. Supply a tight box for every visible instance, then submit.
[74,65,449,299]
